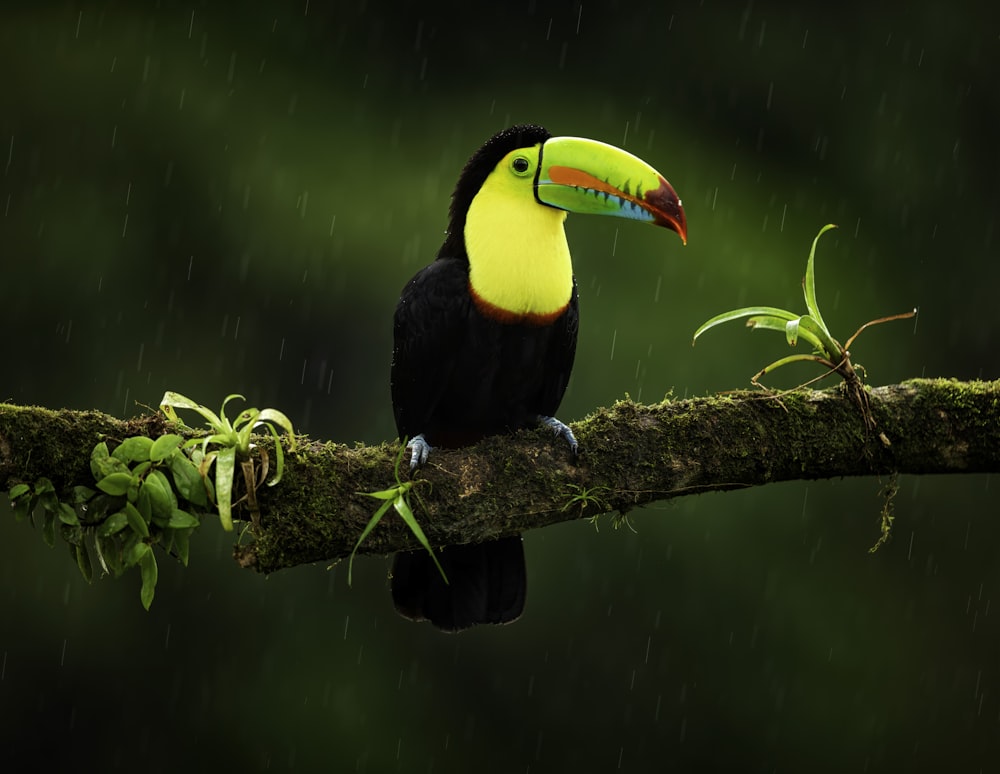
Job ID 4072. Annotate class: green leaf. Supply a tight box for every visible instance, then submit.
[90,441,110,478]
[70,485,96,505]
[84,493,114,521]
[166,452,208,507]
[136,483,153,523]
[198,450,217,490]
[744,314,825,353]
[112,436,154,463]
[754,353,832,381]
[139,549,158,610]
[693,306,801,345]
[220,393,246,421]
[143,470,177,522]
[364,487,402,501]
[215,445,237,532]
[803,223,837,330]
[160,526,175,555]
[348,440,443,584]
[168,509,200,529]
[58,502,79,526]
[97,510,130,537]
[202,468,216,504]
[74,543,94,583]
[34,477,56,496]
[10,483,37,522]
[256,420,291,487]
[257,408,297,449]
[60,522,83,546]
[746,315,794,333]
[784,317,800,347]
[234,423,256,456]
[267,421,286,486]
[125,501,150,538]
[232,407,259,433]
[160,391,224,431]
[126,471,143,503]
[37,489,60,519]
[94,534,122,576]
[797,314,844,362]
[91,442,129,479]
[747,315,823,353]
[124,537,149,567]
[172,528,191,567]
[96,472,132,496]
[11,492,34,522]
[392,494,447,584]
[204,431,232,446]
[348,497,395,586]
[150,433,185,462]
[41,510,56,548]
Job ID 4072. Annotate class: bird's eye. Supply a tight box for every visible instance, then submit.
[511,155,531,176]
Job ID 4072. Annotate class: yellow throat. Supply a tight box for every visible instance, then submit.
[464,148,574,324]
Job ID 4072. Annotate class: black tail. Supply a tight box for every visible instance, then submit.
[390,535,526,632]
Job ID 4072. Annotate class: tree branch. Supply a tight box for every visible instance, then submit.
[2,378,997,575]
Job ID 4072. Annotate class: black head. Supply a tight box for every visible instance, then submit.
[438,124,552,259]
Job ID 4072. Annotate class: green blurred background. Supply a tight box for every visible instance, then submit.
[2,2,998,771]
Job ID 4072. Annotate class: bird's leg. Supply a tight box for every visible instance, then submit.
[537,415,578,457]
[406,433,433,472]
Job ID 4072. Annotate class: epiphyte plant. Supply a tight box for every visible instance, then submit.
[159,391,297,531]
[692,224,916,394]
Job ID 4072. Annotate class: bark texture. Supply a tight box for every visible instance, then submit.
[1,378,997,575]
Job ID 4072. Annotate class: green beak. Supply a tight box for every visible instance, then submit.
[535,136,687,243]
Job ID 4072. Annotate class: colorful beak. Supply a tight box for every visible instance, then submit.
[535,136,687,244]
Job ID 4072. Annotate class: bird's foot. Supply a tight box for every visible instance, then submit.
[406,433,433,472]
[537,415,578,457]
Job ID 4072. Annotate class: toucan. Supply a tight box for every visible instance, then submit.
[390,124,687,631]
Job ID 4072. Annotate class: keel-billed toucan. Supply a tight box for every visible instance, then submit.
[390,124,686,631]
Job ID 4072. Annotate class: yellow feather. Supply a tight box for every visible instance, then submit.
[465,149,574,319]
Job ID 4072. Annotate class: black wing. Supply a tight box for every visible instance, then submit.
[533,280,579,418]
[390,257,471,440]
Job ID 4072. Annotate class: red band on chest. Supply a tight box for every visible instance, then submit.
[469,284,568,327]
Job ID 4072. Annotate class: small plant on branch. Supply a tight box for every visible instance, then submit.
[159,391,297,531]
[692,223,916,439]
[8,434,206,610]
[349,440,444,586]
[692,223,918,549]
[7,391,297,609]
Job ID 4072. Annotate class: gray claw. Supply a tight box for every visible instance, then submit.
[538,415,579,457]
[407,433,433,471]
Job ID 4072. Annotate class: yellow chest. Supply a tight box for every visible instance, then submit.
[464,186,574,321]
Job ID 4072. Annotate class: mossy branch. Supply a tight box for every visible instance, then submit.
[2,378,998,576]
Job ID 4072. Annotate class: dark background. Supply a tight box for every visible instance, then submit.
[2,2,998,771]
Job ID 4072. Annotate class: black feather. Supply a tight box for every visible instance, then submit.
[389,125,576,631]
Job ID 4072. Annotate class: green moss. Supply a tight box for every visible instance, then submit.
[7,380,1000,577]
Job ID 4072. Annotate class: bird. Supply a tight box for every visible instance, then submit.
[389,124,687,631]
